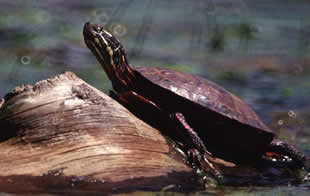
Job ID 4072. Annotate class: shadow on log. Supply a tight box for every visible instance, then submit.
[0,72,199,195]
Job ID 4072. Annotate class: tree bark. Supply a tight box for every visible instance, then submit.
[0,72,197,194]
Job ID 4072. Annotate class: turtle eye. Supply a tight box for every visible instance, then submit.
[95,26,102,33]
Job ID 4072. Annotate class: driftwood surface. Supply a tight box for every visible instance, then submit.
[0,72,197,194]
[1,72,309,195]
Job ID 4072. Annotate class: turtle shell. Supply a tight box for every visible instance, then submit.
[135,66,271,132]
[132,66,274,161]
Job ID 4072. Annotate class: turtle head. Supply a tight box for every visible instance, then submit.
[83,22,131,84]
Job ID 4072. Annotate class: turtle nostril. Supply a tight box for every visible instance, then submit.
[92,24,102,33]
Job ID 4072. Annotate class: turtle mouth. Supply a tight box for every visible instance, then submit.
[83,22,102,49]
[83,22,115,81]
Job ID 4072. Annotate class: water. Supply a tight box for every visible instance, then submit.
[0,0,309,195]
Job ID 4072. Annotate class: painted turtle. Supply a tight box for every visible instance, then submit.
[83,22,308,177]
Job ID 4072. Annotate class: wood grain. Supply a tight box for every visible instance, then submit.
[0,72,197,194]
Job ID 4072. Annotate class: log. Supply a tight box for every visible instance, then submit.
[0,72,198,194]
[0,72,308,195]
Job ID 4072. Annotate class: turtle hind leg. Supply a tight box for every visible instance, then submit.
[169,113,222,179]
[266,139,310,169]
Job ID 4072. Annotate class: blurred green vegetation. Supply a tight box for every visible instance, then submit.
[0,0,310,194]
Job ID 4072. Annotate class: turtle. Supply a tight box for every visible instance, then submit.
[83,22,309,177]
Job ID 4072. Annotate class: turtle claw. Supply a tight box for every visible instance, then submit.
[170,113,222,178]
[187,149,222,179]
[202,155,223,179]
[187,149,202,168]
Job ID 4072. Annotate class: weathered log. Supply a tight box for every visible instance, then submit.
[0,72,309,195]
[0,72,198,194]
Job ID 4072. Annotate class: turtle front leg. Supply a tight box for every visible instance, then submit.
[111,90,222,178]
[170,113,222,178]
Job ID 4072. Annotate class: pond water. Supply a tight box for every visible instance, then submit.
[0,0,310,195]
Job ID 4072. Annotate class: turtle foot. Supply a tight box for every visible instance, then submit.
[187,148,202,168]
[268,139,310,169]
[187,149,222,179]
